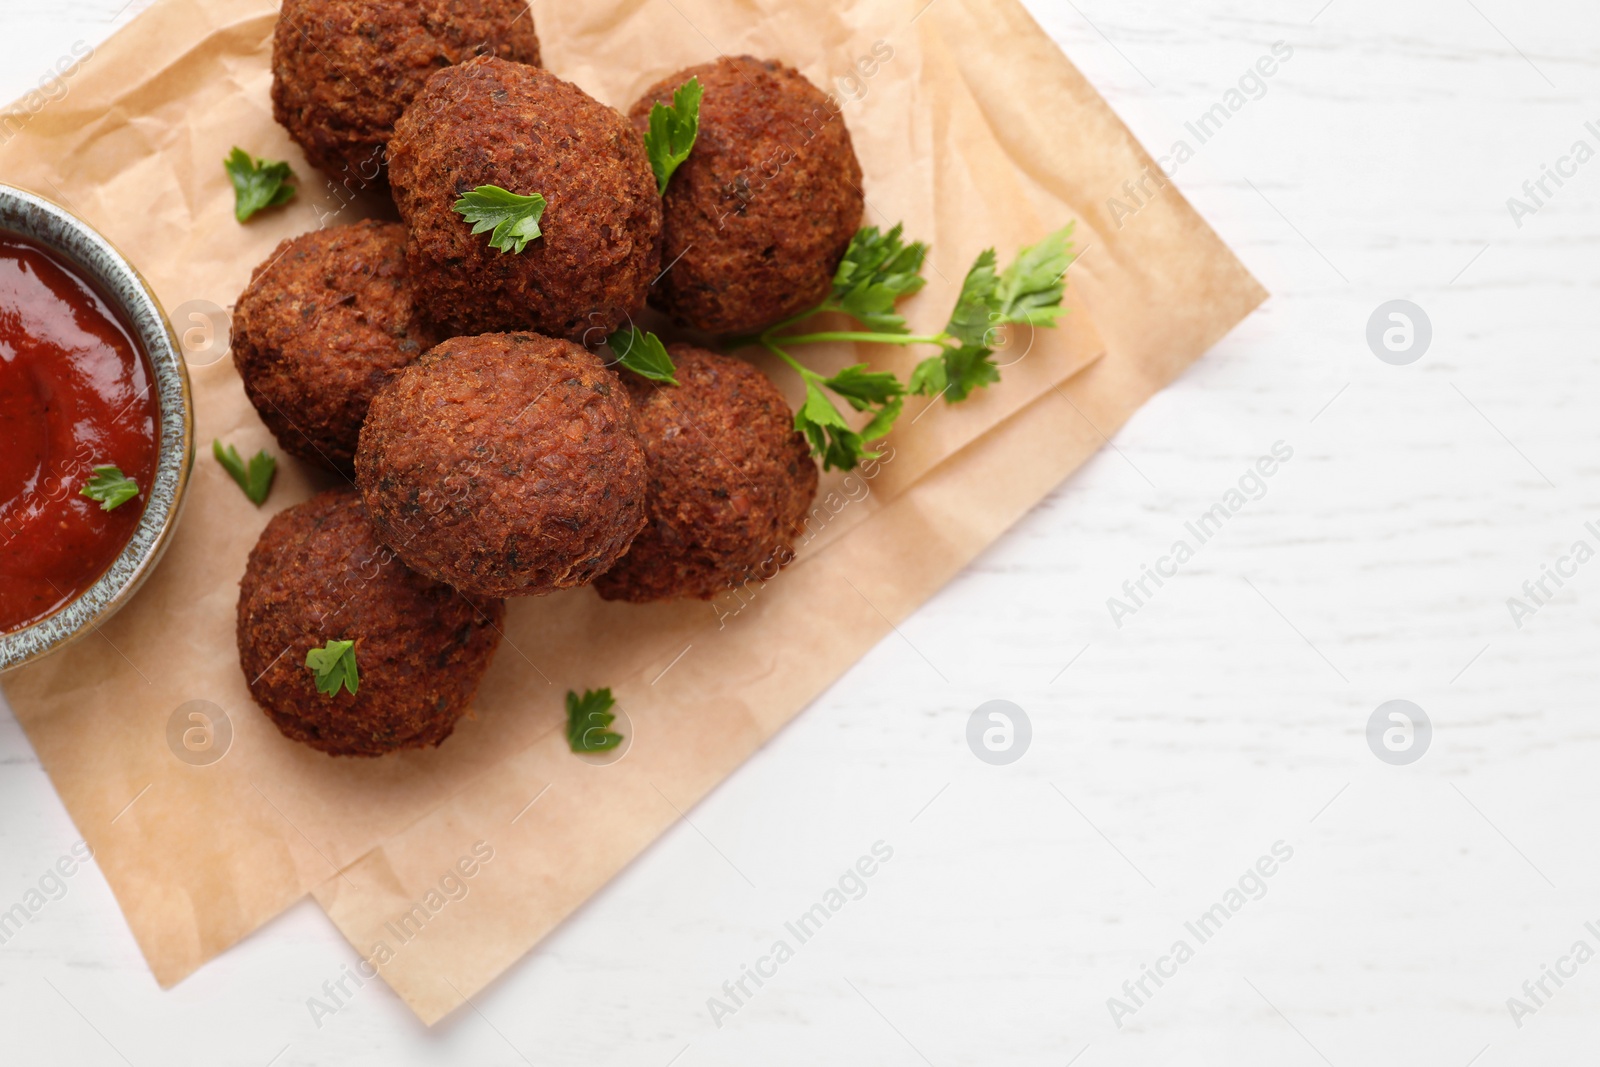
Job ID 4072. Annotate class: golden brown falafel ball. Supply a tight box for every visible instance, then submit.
[388,57,662,341]
[595,345,818,602]
[271,0,541,186]
[628,56,864,336]
[237,487,505,757]
[232,221,440,474]
[356,332,648,597]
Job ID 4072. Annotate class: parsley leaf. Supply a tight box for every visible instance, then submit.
[792,369,902,472]
[910,344,1002,403]
[944,249,1001,348]
[908,356,946,398]
[828,224,929,333]
[796,378,860,472]
[213,440,276,506]
[995,223,1075,328]
[798,377,852,434]
[452,185,548,254]
[823,364,904,412]
[305,639,359,697]
[225,147,296,223]
[644,76,703,196]
[566,689,624,753]
[912,226,1075,402]
[944,344,1002,402]
[608,326,679,385]
[857,396,904,443]
[80,466,139,511]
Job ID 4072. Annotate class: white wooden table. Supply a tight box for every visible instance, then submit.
[3,1,1597,1063]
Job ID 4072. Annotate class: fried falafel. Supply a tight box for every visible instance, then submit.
[388,56,662,341]
[271,0,541,186]
[356,332,648,598]
[595,345,818,602]
[237,487,505,757]
[232,221,440,473]
[629,56,864,336]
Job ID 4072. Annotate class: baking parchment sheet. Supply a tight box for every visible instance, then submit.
[0,0,1264,1022]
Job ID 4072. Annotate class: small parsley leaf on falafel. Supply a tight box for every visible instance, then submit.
[306,639,359,698]
[452,186,549,254]
[608,326,679,385]
[644,76,702,195]
[225,148,297,223]
[213,440,277,506]
[80,466,139,511]
[566,689,624,752]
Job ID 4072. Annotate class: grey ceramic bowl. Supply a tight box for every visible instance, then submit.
[0,185,194,673]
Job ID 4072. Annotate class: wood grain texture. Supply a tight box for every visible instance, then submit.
[2,0,1597,1064]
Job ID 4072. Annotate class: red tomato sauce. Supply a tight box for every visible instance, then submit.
[0,232,158,634]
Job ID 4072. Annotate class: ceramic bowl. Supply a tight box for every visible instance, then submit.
[0,184,193,673]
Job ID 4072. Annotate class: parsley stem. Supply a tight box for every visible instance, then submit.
[760,337,814,380]
[726,307,824,351]
[768,330,951,348]
[768,306,833,336]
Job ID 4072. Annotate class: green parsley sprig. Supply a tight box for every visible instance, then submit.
[784,358,904,473]
[452,185,548,254]
[80,465,139,511]
[608,326,679,385]
[213,441,276,506]
[566,688,624,753]
[909,225,1075,401]
[224,148,296,223]
[306,639,359,697]
[731,223,1076,471]
[643,76,702,195]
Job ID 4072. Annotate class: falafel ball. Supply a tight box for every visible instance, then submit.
[237,488,505,757]
[271,0,541,185]
[388,56,662,341]
[232,221,440,473]
[356,332,648,597]
[595,345,818,603]
[628,56,865,336]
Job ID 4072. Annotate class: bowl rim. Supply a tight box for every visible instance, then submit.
[0,183,194,674]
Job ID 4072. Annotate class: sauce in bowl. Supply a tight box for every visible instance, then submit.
[0,233,159,634]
